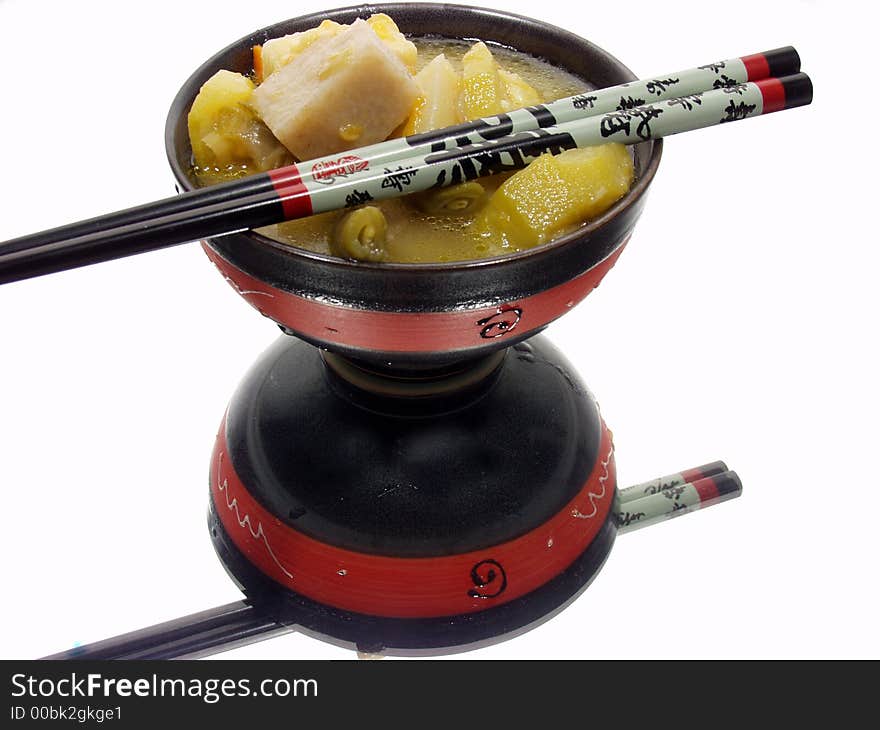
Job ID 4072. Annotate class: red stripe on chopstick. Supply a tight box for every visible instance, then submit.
[680,463,722,484]
[756,77,787,113]
[692,476,722,505]
[741,52,771,81]
[267,165,312,219]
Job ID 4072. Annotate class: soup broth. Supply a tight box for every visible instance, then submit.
[191,24,632,264]
[261,40,591,263]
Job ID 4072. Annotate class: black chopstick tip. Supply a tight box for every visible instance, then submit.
[713,470,743,498]
[763,46,801,77]
[782,72,813,109]
[703,460,729,475]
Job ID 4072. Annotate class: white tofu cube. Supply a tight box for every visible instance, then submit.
[250,19,419,161]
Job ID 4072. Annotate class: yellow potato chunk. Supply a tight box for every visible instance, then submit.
[366,14,418,71]
[459,42,542,120]
[260,20,345,80]
[189,71,254,155]
[460,42,506,120]
[188,70,291,175]
[399,54,461,136]
[499,69,541,110]
[476,144,635,248]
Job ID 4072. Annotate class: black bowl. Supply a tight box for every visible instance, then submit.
[166,3,662,366]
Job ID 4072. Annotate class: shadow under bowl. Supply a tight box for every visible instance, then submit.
[165,2,662,367]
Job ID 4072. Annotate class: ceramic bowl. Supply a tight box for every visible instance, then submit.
[165,3,662,366]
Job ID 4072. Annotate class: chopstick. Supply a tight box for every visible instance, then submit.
[39,464,743,659]
[40,599,290,660]
[617,460,728,503]
[0,69,812,285]
[616,469,743,534]
[0,46,799,262]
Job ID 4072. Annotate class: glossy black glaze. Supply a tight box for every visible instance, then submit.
[713,471,743,497]
[764,46,802,77]
[42,601,288,660]
[224,335,602,557]
[276,323,554,370]
[780,73,813,108]
[208,497,616,654]
[165,4,662,363]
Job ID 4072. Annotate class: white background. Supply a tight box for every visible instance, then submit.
[1,0,876,660]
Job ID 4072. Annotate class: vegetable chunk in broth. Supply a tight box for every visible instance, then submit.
[189,16,634,263]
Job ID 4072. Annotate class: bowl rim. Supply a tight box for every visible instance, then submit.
[165,2,663,275]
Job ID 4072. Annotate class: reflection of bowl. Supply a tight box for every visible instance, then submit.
[165,3,661,365]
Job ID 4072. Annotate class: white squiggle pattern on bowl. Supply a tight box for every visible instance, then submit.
[223,274,275,298]
[570,441,613,520]
[209,257,275,298]
[215,452,293,580]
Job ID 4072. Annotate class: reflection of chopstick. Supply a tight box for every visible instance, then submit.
[44,465,742,659]
[41,599,290,660]
[0,66,812,285]
[616,470,742,535]
[618,461,728,504]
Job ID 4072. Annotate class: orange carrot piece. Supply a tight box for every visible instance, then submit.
[253,44,263,83]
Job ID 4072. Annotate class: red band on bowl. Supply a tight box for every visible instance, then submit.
[211,416,616,618]
[203,238,628,353]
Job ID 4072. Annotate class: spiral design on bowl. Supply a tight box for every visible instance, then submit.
[467,559,508,599]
